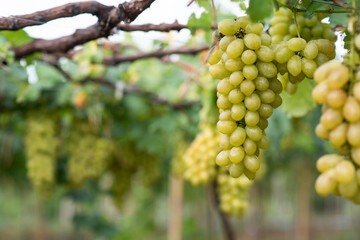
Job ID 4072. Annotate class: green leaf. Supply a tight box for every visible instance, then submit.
[16,84,41,103]
[281,79,316,118]
[329,11,350,28]
[302,2,323,18]
[187,11,212,34]
[247,0,274,22]
[35,61,66,87]
[0,30,32,46]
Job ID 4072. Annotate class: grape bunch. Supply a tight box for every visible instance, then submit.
[24,112,58,196]
[171,139,188,178]
[270,7,336,43]
[312,60,360,203]
[67,121,113,186]
[183,125,221,185]
[276,37,335,95]
[217,169,253,216]
[209,17,282,179]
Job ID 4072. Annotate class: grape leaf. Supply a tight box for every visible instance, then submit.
[187,11,212,34]
[35,61,66,87]
[302,2,323,18]
[281,79,316,118]
[247,0,274,22]
[329,10,350,28]
[0,30,32,46]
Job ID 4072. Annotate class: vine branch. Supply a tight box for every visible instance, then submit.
[209,181,234,240]
[10,0,156,59]
[103,45,209,65]
[117,22,217,32]
[0,1,112,30]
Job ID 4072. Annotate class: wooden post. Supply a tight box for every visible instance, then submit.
[168,175,184,240]
[295,161,311,240]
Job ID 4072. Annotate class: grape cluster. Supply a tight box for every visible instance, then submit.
[183,126,221,185]
[67,121,113,186]
[270,7,336,43]
[209,17,282,179]
[312,61,360,203]
[277,38,335,95]
[171,140,188,178]
[217,170,252,216]
[24,112,58,196]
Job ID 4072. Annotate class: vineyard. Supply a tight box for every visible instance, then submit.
[1,0,360,239]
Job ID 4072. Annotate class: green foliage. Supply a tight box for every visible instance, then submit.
[0,30,32,46]
[247,0,274,22]
[281,79,316,118]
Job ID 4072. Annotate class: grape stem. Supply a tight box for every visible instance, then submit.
[292,0,302,38]
[209,181,235,240]
[349,0,357,95]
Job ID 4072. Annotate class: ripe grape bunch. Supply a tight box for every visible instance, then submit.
[270,7,336,95]
[67,121,113,186]
[270,7,335,43]
[25,112,58,196]
[312,58,360,203]
[183,125,221,185]
[217,169,253,216]
[208,16,282,179]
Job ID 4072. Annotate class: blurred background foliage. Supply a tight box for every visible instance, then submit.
[0,0,360,240]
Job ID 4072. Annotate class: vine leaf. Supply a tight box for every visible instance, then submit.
[247,0,274,22]
[281,79,316,118]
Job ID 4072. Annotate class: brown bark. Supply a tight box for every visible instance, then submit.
[0,1,112,30]
[168,176,184,240]
[103,45,209,65]
[209,181,235,240]
[11,0,156,59]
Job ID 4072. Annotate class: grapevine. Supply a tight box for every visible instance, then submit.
[67,120,113,186]
[24,111,58,196]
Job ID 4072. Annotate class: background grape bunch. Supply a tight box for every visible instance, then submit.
[312,59,360,203]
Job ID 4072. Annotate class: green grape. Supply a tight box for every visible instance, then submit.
[209,64,230,79]
[228,88,244,104]
[243,138,257,155]
[229,71,244,86]
[301,58,317,78]
[225,58,244,71]
[329,123,347,147]
[245,111,260,127]
[229,147,245,164]
[244,155,260,172]
[243,33,262,50]
[217,94,232,109]
[258,104,274,119]
[326,89,347,109]
[241,50,257,65]
[347,122,360,147]
[240,79,256,96]
[245,126,262,141]
[220,134,232,150]
[231,103,246,121]
[217,120,237,134]
[244,93,261,111]
[243,64,258,80]
[320,108,343,130]
[287,38,306,51]
[343,97,360,123]
[245,23,264,34]
[220,35,236,51]
[259,89,276,104]
[217,78,233,95]
[227,39,245,59]
[315,170,337,196]
[304,41,318,59]
[256,46,274,62]
[218,19,241,35]
[256,62,277,78]
[335,160,356,184]
[208,49,221,65]
[216,150,231,167]
[315,123,329,140]
[254,76,269,91]
[230,127,247,147]
[287,55,302,76]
